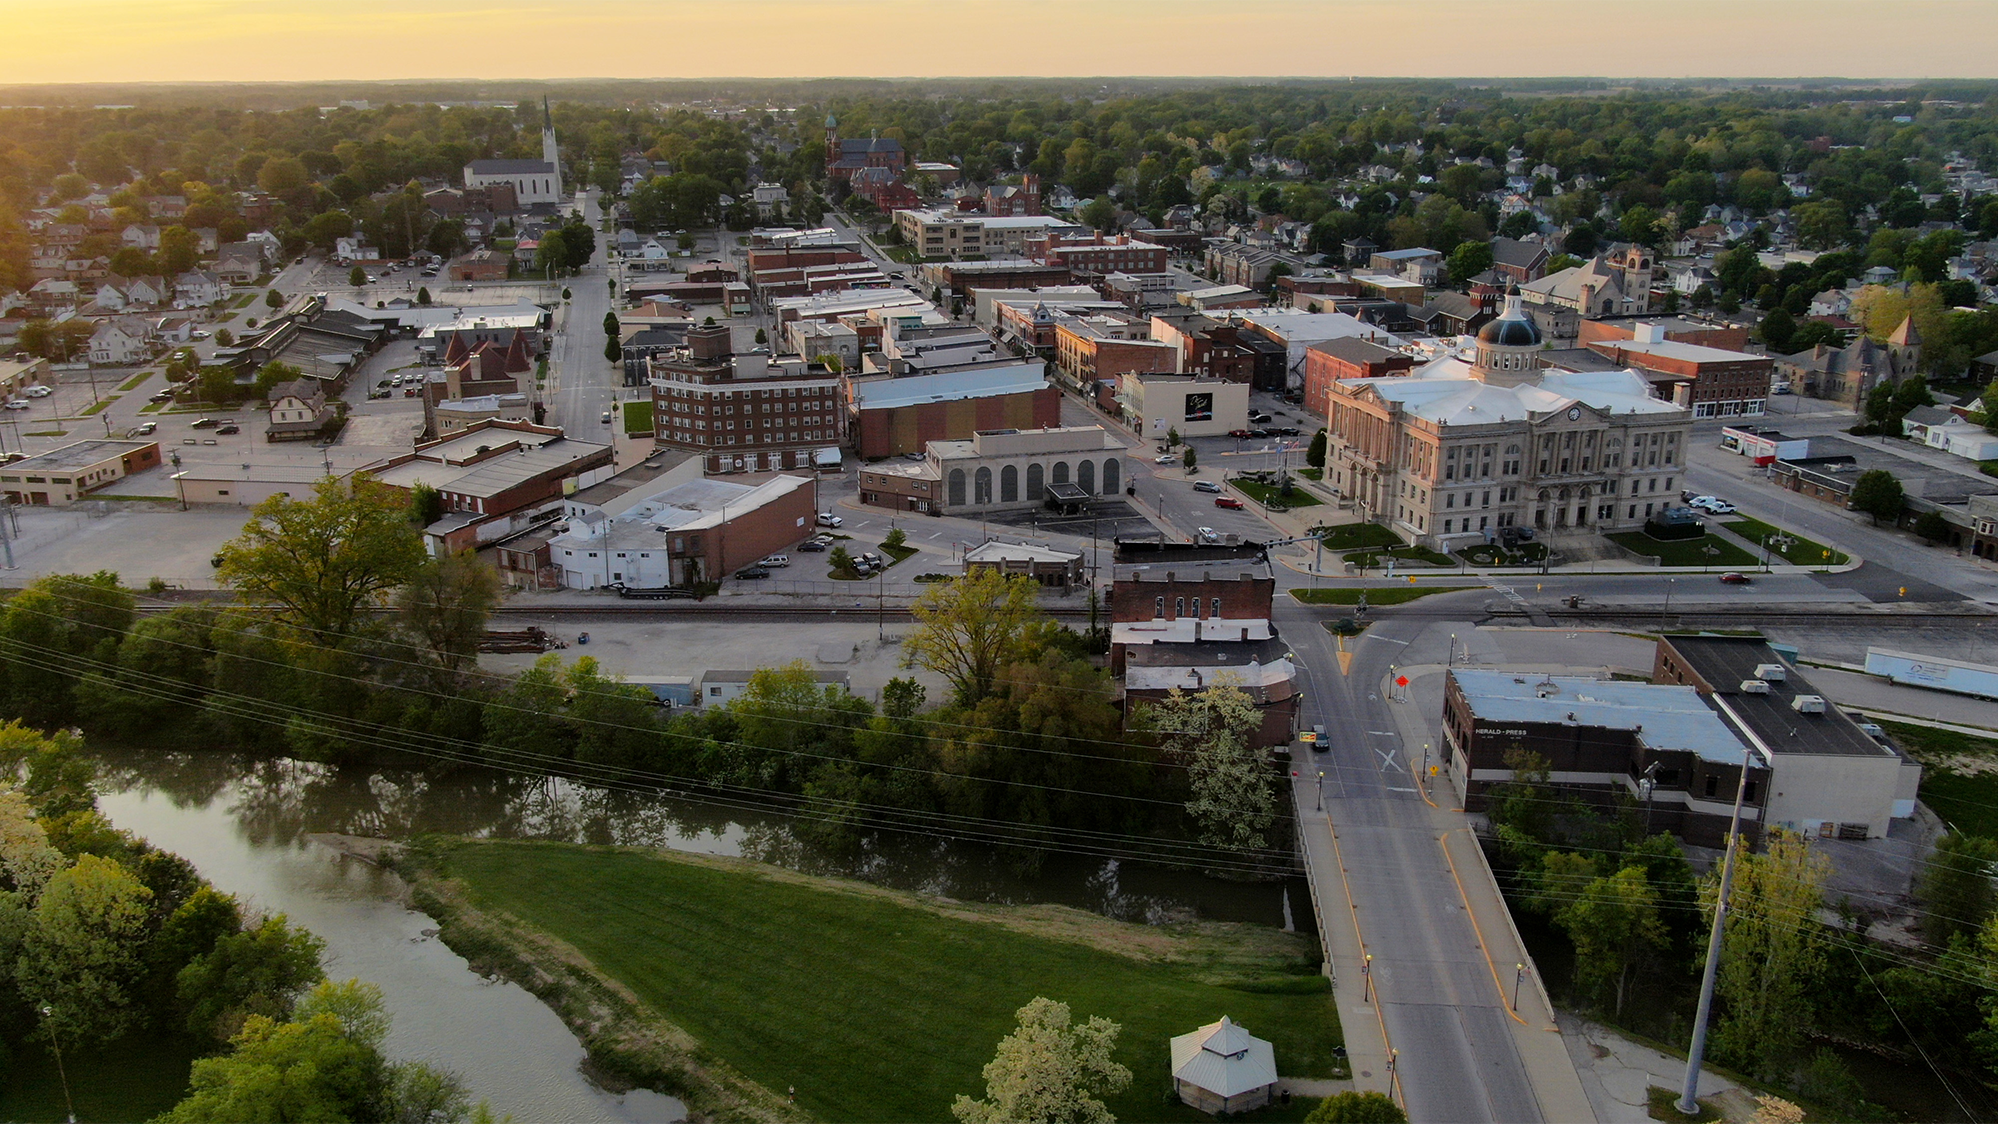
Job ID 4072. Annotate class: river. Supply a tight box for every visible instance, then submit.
[92,748,1309,1123]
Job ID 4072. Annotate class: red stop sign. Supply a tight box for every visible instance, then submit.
[1395,675,1409,687]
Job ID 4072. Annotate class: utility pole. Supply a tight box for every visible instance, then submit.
[1676,744,1758,1116]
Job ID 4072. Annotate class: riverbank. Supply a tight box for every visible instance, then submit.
[401,838,1345,1123]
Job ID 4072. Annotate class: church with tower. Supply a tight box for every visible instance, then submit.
[463,98,564,208]
[822,112,907,183]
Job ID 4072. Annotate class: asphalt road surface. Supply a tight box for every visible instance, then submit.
[1280,597,1548,1123]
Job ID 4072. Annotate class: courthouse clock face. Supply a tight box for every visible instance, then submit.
[1567,406,1582,421]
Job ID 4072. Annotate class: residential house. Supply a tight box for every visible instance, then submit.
[212,244,264,284]
[120,224,161,251]
[1368,247,1445,286]
[174,270,225,307]
[265,378,335,442]
[88,319,149,366]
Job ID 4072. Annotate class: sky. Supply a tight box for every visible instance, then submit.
[2,0,1995,85]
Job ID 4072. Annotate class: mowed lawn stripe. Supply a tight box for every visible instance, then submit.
[442,842,1340,1123]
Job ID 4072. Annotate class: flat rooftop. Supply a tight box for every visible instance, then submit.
[11,439,155,471]
[852,364,1047,411]
[1451,669,1750,765]
[1659,634,1896,758]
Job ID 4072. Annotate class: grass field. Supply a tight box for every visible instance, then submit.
[1878,720,1998,838]
[621,399,655,435]
[1291,585,1471,605]
[117,370,152,392]
[1346,545,1456,568]
[419,840,1343,1124]
[1312,523,1400,551]
[1607,532,1758,568]
[1231,478,1322,508]
[80,397,116,416]
[1720,517,1849,567]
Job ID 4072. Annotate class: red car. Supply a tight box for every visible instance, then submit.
[1214,496,1244,509]
[1718,572,1753,584]
[1228,429,1252,439]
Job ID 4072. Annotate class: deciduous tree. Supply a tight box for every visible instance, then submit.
[1848,469,1904,526]
[1305,1091,1407,1123]
[215,476,427,642]
[394,549,500,676]
[904,570,1044,705]
[1557,866,1666,1015]
[1139,677,1277,853]
[1709,829,1830,1079]
[1917,832,1998,946]
[18,853,152,1044]
[952,996,1131,1124]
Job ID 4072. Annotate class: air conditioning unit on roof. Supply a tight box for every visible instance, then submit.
[1791,694,1827,714]
[1739,680,1771,695]
[1754,663,1787,681]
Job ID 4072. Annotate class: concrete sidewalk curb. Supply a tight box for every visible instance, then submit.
[1289,781,1397,1103]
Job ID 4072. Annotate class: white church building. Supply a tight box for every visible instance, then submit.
[462,98,563,206]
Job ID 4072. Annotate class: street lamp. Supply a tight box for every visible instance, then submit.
[1662,577,1675,628]
[1316,769,1325,812]
[1363,954,1373,1002]
[1512,964,1525,1012]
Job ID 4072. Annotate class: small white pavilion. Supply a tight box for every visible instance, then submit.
[1169,1016,1279,1114]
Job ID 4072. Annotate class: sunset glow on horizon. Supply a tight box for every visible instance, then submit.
[0,0,1994,86]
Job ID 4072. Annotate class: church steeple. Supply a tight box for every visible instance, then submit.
[540,96,562,197]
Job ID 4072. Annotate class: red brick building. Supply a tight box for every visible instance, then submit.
[1302,337,1415,417]
[1109,542,1295,748]
[1585,335,1772,419]
[848,365,1060,458]
[1034,234,1170,280]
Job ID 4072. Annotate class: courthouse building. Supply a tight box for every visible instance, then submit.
[1321,291,1692,549]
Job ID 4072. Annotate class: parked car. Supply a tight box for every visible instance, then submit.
[23,385,50,398]
[1196,527,1222,544]
[189,330,210,340]
[1249,412,1271,424]
[1228,429,1252,439]
[131,422,156,436]
[798,539,828,552]
[816,512,843,527]
[215,424,240,435]
[190,417,218,429]
[600,411,613,424]
[733,565,770,580]
[149,390,175,403]
[1718,572,1753,585]
[1155,453,1177,464]
[1214,496,1245,509]
[1248,428,1271,439]
[1274,426,1300,436]
[3,400,28,411]
[858,551,883,567]
[760,554,790,568]
[1192,480,1221,493]
[1690,496,1736,514]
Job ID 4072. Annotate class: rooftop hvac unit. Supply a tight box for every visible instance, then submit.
[1791,694,1827,714]
[1739,680,1772,695]
[1754,663,1787,681]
